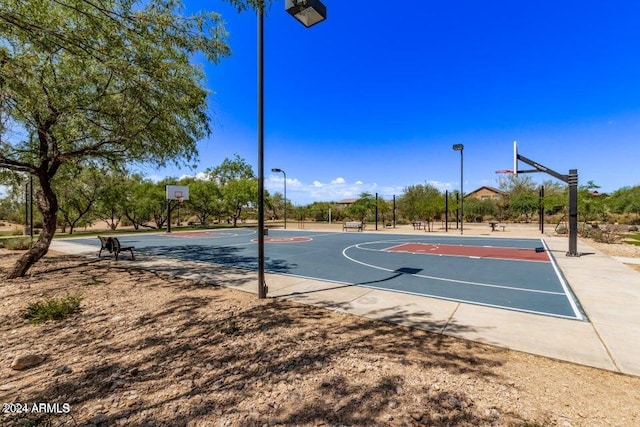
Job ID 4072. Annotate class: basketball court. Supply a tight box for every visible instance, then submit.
[66,228,584,321]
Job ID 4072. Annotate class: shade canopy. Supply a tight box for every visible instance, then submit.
[285,0,327,28]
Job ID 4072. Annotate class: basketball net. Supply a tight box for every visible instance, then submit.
[495,169,514,175]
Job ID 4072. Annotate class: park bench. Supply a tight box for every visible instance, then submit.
[97,236,112,258]
[343,221,363,232]
[97,236,135,261]
[489,222,507,232]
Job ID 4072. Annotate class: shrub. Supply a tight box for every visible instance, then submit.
[22,295,83,324]
[222,318,238,335]
[1,237,31,250]
[555,224,568,234]
[581,227,619,244]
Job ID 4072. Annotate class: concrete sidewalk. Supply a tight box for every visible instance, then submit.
[51,228,640,377]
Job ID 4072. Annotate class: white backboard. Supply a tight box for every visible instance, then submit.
[166,185,189,201]
[513,140,518,176]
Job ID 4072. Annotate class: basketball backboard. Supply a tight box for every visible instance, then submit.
[166,185,189,201]
[513,140,518,176]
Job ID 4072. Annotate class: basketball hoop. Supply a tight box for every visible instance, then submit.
[495,169,514,175]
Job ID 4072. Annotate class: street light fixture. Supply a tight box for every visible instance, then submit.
[271,168,287,229]
[452,143,464,235]
[285,0,327,27]
[257,1,327,299]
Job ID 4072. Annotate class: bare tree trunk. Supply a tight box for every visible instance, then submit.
[6,176,58,279]
[232,205,241,228]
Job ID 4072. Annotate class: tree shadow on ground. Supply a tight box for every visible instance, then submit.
[137,244,296,274]
[2,252,527,427]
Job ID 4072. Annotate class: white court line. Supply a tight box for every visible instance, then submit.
[353,283,583,321]
[541,239,584,321]
[342,242,565,296]
[270,270,581,321]
[361,242,549,264]
[384,242,416,251]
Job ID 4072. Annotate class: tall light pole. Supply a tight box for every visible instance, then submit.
[257,0,327,299]
[271,168,287,229]
[453,144,464,235]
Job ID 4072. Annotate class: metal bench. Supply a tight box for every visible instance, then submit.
[343,221,363,232]
[97,236,112,258]
[97,236,135,260]
[489,222,506,232]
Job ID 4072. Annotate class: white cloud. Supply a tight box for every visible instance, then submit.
[143,170,458,206]
[265,175,410,204]
[425,180,454,190]
[179,172,209,181]
[145,174,164,183]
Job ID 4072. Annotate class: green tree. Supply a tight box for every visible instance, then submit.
[183,176,223,225]
[377,196,392,226]
[306,201,334,222]
[578,181,608,224]
[499,175,538,222]
[121,174,156,230]
[0,172,29,224]
[397,184,443,231]
[541,180,567,215]
[268,192,285,221]
[608,185,640,222]
[345,192,376,223]
[463,197,497,222]
[0,0,257,278]
[208,155,257,227]
[94,171,134,231]
[55,166,103,234]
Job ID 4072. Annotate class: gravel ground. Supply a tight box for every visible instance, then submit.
[1,239,640,427]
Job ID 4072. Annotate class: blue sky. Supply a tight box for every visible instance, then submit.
[137,0,640,205]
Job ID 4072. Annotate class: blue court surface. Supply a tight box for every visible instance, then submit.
[69,229,585,321]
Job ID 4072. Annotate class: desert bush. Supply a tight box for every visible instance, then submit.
[1,237,31,250]
[581,227,619,244]
[22,295,83,324]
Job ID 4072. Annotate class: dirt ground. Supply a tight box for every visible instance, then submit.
[1,224,640,426]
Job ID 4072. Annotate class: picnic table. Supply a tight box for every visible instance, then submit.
[412,221,424,230]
